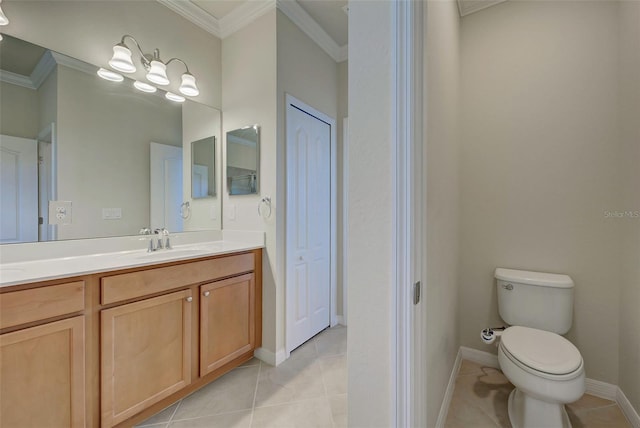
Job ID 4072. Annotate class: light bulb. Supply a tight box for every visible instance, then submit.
[133,81,157,93]
[108,44,136,73]
[179,73,199,97]
[97,68,124,82]
[165,92,185,103]
[0,5,9,26]
[146,60,169,85]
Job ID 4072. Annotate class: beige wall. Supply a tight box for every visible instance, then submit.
[56,65,181,240]
[0,82,39,139]
[424,1,460,425]
[222,10,278,354]
[618,0,640,412]
[460,1,622,384]
[3,0,221,109]
[337,60,348,318]
[348,1,396,425]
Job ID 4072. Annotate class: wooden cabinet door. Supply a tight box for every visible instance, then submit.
[200,273,255,376]
[101,290,192,427]
[0,316,85,428]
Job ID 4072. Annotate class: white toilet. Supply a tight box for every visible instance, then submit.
[494,268,585,428]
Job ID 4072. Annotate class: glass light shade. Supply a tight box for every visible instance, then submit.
[146,60,170,85]
[133,80,157,93]
[108,44,136,73]
[0,6,8,26]
[179,73,199,97]
[165,92,185,103]
[97,68,124,82]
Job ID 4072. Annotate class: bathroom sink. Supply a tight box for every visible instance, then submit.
[130,248,208,260]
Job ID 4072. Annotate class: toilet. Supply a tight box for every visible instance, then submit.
[494,268,585,428]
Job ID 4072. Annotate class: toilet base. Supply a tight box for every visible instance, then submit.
[508,388,572,428]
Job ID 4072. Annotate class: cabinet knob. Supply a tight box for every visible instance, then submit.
[185,296,193,302]
[203,291,210,297]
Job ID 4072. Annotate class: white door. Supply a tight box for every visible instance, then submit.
[150,142,183,232]
[0,135,38,243]
[286,102,332,352]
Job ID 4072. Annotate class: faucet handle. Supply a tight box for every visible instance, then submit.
[162,228,172,249]
[139,227,151,235]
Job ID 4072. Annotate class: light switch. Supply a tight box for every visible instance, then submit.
[102,208,122,220]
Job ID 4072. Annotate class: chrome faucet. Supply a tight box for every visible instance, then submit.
[140,227,171,252]
[139,228,156,252]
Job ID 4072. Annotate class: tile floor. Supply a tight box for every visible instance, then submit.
[445,360,632,428]
[137,326,347,428]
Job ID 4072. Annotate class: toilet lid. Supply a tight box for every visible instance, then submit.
[501,326,582,375]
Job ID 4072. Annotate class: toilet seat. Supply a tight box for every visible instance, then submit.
[500,326,583,379]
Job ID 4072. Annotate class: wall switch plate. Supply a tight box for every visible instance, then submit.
[49,201,73,225]
[102,208,122,220]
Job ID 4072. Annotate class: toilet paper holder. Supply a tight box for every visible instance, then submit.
[481,326,507,344]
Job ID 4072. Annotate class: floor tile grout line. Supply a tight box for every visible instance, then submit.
[165,399,182,426]
[248,359,262,427]
[168,408,255,424]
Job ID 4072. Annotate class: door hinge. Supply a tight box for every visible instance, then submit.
[413,281,421,305]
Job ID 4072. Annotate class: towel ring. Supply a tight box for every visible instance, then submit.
[258,196,272,219]
[180,201,191,219]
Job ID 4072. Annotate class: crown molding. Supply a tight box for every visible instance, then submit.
[276,0,344,62]
[457,0,507,17]
[49,52,96,76]
[156,0,348,62]
[157,0,222,37]
[0,69,36,89]
[220,0,276,39]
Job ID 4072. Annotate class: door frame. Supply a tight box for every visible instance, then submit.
[284,93,337,356]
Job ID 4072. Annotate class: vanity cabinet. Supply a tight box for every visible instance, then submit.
[0,283,86,428]
[200,273,255,375]
[100,289,193,427]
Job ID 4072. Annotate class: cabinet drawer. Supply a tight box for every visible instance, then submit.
[101,252,255,305]
[0,281,85,330]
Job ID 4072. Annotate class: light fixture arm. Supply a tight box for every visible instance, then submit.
[165,57,192,74]
[118,35,160,69]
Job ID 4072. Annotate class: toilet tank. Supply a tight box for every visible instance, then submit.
[495,268,574,335]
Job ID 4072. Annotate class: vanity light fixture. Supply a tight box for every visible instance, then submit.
[107,35,199,96]
[133,80,157,93]
[97,67,124,82]
[0,0,9,26]
[165,92,185,103]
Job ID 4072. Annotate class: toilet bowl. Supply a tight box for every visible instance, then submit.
[498,326,585,428]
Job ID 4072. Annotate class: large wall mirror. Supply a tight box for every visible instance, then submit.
[226,125,260,195]
[191,136,216,199]
[0,34,222,244]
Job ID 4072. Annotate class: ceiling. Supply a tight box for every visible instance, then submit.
[0,34,46,76]
[160,0,348,61]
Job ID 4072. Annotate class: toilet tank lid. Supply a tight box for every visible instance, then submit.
[495,268,574,288]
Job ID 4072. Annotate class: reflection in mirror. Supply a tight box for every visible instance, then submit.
[0,34,222,243]
[191,136,216,199]
[227,125,260,195]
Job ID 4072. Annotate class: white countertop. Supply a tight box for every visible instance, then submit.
[0,232,264,288]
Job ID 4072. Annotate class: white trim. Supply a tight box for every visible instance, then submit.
[253,347,287,367]
[460,346,500,368]
[336,315,346,326]
[220,0,276,39]
[435,349,463,428]
[284,94,338,353]
[456,0,507,17]
[30,50,57,89]
[341,117,349,327]
[459,345,640,427]
[0,70,36,89]
[585,378,619,401]
[276,0,345,63]
[156,0,348,62]
[156,0,221,37]
[49,52,96,76]
[395,0,424,426]
[618,387,640,428]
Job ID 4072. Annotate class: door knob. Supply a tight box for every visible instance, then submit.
[185,296,193,302]
[203,291,210,297]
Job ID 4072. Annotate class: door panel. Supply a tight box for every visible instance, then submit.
[150,142,183,232]
[286,104,331,352]
[0,135,38,243]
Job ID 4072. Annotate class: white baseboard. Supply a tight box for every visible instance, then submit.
[458,346,639,427]
[460,346,499,368]
[585,378,618,401]
[617,387,640,428]
[254,347,287,366]
[435,349,463,428]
